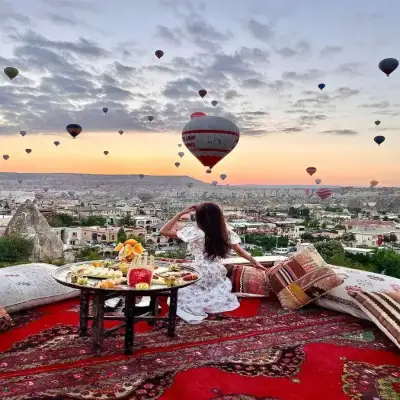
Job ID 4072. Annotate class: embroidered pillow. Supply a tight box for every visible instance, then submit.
[228,265,270,298]
[349,290,400,349]
[268,245,343,309]
[0,305,13,332]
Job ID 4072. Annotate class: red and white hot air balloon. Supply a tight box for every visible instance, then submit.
[315,188,332,200]
[182,116,240,171]
[190,112,207,120]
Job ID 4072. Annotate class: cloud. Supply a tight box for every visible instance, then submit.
[281,127,303,133]
[359,101,390,109]
[48,13,77,25]
[292,93,332,108]
[247,19,274,42]
[320,45,342,57]
[10,31,110,58]
[299,114,327,125]
[155,25,182,46]
[162,77,201,99]
[241,78,267,89]
[282,69,325,81]
[267,80,292,92]
[335,62,363,75]
[276,40,311,58]
[335,87,359,98]
[238,47,270,63]
[225,90,241,100]
[322,129,358,135]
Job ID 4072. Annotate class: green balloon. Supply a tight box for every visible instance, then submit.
[4,67,19,80]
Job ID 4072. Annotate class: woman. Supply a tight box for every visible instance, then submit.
[160,202,266,324]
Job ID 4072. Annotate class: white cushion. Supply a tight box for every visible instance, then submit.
[0,263,79,313]
[315,264,400,320]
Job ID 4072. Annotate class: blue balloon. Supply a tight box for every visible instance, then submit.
[318,83,325,90]
[374,135,385,146]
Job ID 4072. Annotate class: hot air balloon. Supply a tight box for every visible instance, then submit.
[370,180,379,188]
[220,174,227,180]
[318,83,325,90]
[375,120,381,126]
[43,187,49,193]
[182,116,240,170]
[4,67,19,80]
[206,168,212,174]
[25,149,32,154]
[103,107,108,114]
[104,151,109,155]
[175,162,180,168]
[155,50,164,59]
[20,130,26,137]
[3,155,9,160]
[54,141,60,146]
[212,181,218,186]
[315,179,321,185]
[66,124,82,139]
[186,182,194,188]
[137,189,154,203]
[379,58,399,77]
[178,144,182,147]
[178,152,184,158]
[305,188,314,197]
[198,89,207,98]
[190,112,207,119]
[148,116,154,122]
[306,167,317,176]
[315,188,332,200]
[139,174,144,179]
[118,130,124,135]
[374,135,385,146]
[211,100,218,107]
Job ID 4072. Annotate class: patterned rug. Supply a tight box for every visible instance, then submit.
[0,297,399,399]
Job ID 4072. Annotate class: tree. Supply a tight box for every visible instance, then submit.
[117,227,127,243]
[301,232,315,242]
[383,235,391,243]
[120,213,133,227]
[389,233,398,243]
[0,235,34,264]
[244,234,288,251]
[250,247,264,257]
[48,213,76,227]
[314,240,344,261]
[127,234,145,246]
[342,233,356,243]
[305,219,320,229]
[371,248,400,278]
[383,216,389,221]
[321,222,327,229]
[76,246,102,261]
[288,207,298,217]
[81,216,106,226]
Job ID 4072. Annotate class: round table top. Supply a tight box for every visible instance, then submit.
[52,262,201,294]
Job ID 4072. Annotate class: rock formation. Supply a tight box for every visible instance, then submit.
[5,199,64,262]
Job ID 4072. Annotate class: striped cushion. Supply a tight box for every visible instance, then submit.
[269,245,343,309]
[228,265,270,298]
[349,291,400,348]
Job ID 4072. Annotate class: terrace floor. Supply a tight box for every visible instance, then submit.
[0,296,399,399]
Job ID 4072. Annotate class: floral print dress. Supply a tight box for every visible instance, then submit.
[175,224,240,324]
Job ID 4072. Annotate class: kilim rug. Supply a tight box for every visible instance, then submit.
[0,296,400,399]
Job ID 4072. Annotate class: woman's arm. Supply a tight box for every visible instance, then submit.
[231,244,267,270]
[159,205,197,238]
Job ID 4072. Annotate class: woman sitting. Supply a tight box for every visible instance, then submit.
[160,202,266,324]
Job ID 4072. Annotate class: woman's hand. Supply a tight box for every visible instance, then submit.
[179,205,197,216]
[253,261,268,271]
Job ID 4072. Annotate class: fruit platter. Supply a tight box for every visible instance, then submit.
[52,239,201,292]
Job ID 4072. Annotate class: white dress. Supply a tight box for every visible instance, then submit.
[175,224,240,324]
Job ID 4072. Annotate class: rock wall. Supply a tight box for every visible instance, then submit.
[5,200,64,262]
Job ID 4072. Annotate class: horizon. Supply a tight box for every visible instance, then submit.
[0,1,399,186]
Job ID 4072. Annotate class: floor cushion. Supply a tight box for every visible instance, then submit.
[0,263,79,313]
[228,265,270,297]
[314,265,400,320]
[0,305,13,332]
[268,245,343,309]
[349,290,400,348]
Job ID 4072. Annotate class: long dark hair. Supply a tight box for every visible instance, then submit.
[195,202,231,260]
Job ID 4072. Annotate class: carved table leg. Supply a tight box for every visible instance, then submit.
[91,292,105,353]
[168,289,178,337]
[124,293,135,355]
[79,290,90,337]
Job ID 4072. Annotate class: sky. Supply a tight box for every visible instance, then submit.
[0,0,400,186]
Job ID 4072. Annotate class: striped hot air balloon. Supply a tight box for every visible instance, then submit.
[182,116,240,170]
[305,188,314,197]
[315,188,332,200]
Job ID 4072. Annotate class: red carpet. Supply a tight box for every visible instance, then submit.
[0,297,399,399]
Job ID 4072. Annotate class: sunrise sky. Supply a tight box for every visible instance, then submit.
[0,0,400,186]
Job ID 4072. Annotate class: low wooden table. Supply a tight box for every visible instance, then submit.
[52,264,200,355]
